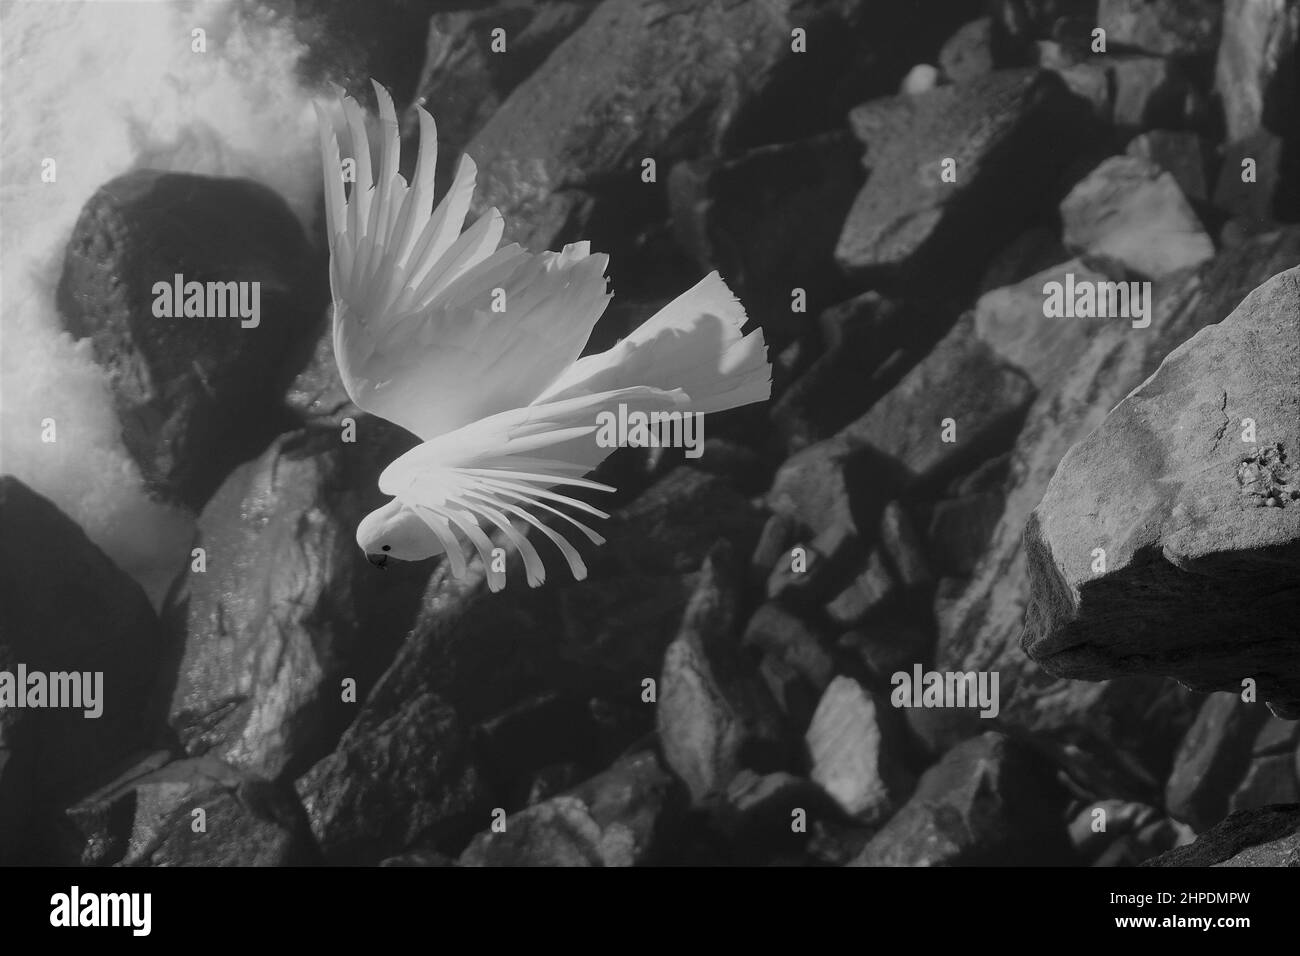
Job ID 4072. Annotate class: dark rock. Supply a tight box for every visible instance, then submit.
[668,133,865,341]
[1230,752,1300,812]
[379,849,456,867]
[1068,799,1162,858]
[260,0,432,104]
[835,68,1092,283]
[767,434,868,536]
[165,427,428,782]
[805,677,913,824]
[937,228,1300,760]
[57,171,320,509]
[0,479,169,864]
[1060,155,1214,279]
[839,315,1036,488]
[1214,129,1287,228]
[973,257,1129,389]
[1023,265,1300,713]
[927,493,1006,576]
[1144,805,1300,865]
[126,760,320,867]
[839,617,934,687]
[850,732,1072,865]
[296,692,490,866]
[878,500,931,590]
[1165,694,1271,830]
[458,750,683,866]
[467,0,892,252]
[773,294,939,451]
[939,18,996,84]
[751,512,799,584]
[765,523,863,604]
[657,545,791,806]
[1215,0,1299,144]
[1127,130,1210,202]
[742,603,836,705]
[716,770,830,856]
[408,2,597,184]
[826,550,899,628]
[1108,55,1203,131]
[977,225,1071,295]
[1098,0,1222,56]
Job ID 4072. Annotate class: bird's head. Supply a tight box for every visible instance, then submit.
[356,499,442,568]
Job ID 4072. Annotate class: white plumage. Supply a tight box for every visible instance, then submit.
[316,81,771,591]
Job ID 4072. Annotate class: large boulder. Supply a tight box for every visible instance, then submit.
[57,171,320,509]
[1023,265,1300,713]
[0,479,170,864]
[164,426,429,782]
[834,68,1093,283]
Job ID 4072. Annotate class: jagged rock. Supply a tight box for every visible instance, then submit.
[766,524,861,604]
[1165,694,1271,831]
[0,479,169,864]
[1144,805,1300,865]
[1109,55,1203,130]
[165,427,429,782]
[938,229,1300,767]
[839,315,1036,488]
[773,294,939,451]
[126,761,320,867]
[261,0,431,104]
[836,68,1091,282]
[56,171,320,509]
[850,732,1071,865]
[826,550,898,627]
[466,0,894,251]
[939,18,995,84]
[1068,799,1162,858]
[408,2,596,183]
[1230,753,1300,812]
[657,545,790,806]
[1060,156,1214,279]
[767,434,868,536]
[668,133,864,340]
[840,617,933,688]
[1023,264,1300,714]
[927,495,1005,577]
[1098,0,1222,56]
[805,677,912,824]
[715,770,830,856]
[973,257,1129,389]
[1215,129,1286,227]
[296,692,489,866]
[878,501,931,590]
[1127,130,1210,202]
[742,603,836,715]
[458,750,683,866]
[751,513,799,583]
[1215,0,1299,144]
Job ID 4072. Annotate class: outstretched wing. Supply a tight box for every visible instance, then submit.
[379,386,690,590]
[316,81,612,441]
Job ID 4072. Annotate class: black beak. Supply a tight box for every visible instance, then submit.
[366,552,388,569]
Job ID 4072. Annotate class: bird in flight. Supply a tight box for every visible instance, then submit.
[316,81,771,591]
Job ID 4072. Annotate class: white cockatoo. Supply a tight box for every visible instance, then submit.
[315,81,771,591]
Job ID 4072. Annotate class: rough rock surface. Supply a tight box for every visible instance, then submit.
[850,732,1070,866]
[1059,155,1215,279]
[835,68,1092,282]
[1145,805,1300,866]
[165,427,429,782]
[0,479,170,864]
[57,171,320,508]
[1023,265,1300,714]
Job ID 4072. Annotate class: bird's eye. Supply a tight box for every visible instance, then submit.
[381,545,391,552]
